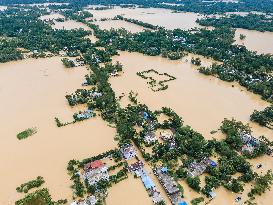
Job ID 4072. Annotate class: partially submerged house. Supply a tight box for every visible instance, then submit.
[160,130,173,141]
[83,160,109,186]
[128,161,164,204]
[120,144,136,160]
[154,167,183,205]
[144,132,157,145]
[187,157,214,177]
[71,195,97,205]
[75,109,94,121]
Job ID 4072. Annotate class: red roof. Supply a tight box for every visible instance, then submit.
[90,160,104,169]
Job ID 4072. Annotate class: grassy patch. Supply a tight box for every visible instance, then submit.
[137,69,176,92]
[17,127,37,140]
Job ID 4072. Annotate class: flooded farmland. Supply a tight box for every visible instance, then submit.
[94,19,147,33]
[0,57,117,204]
[111,51,272,140]
[1,3,273,205]
[235,28,273,54]
[88,7,203,30]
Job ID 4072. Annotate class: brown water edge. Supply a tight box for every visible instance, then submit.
[40,14,92,31]
[111,51,273,204]
[111,51,272,140]
[86,6,204,30]
[235,28,273,54]
[0,57,117,204]
[94,19,148,33]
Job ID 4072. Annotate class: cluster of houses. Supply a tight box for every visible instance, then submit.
[240,132,260,154]
[160,130,177,150]
[120,144,164,204]
[154,167,186,205]
[83,160,109,186]
[187,157,217,177]
[71,160,109,205]
[74,109,95,121]
[240,132,272,155]
[109,69,119,77]
[68,90,103,105]
[71,196,97,205]
[144,132,157,145]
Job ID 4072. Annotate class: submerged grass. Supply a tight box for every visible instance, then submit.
[17,127,37,140]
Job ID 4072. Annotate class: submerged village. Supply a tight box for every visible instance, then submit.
[0,1,273,205]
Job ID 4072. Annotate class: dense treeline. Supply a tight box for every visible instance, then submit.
[197,14,273,32]
[0,8,92,62]
[16,176,45,193]
[2,0,273,14]
[250,105,273,128]
[114,15,159,30]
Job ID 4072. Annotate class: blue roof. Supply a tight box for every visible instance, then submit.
[210,160,217,167]
[142,175,154,189]
[178,202,187,205]
[161,167,168,173]
[143,112,149,120]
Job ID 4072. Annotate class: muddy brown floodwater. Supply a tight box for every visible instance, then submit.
[110,51,273,205]
[0,57,117,205]
[87,7,204,30]
[94,19,148,33]
[1,7,273,205]
[235,28,273,54]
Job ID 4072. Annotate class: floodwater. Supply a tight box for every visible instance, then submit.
[235,28,273,54]
[111,51,272,140]
[0,57,117,204]
[111,51,273,205]
[88,7,273,55]
[106,175,152,205]
[52,20,91,30]
[87,7,203,30]
[40,13,91,31]
[94,19,147,33]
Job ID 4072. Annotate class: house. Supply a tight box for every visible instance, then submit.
[127,160,144,172]
[187,157,211,177]
[144,132,157,144]
[76,109,94,120]
[160,131,173,141]
[72,195,97,205]
[110,70,119,77]
[178,202,188,205]
[120,144,136,160]
[83,160,109,186]
[154,167,183,205]
[209,191,217,199]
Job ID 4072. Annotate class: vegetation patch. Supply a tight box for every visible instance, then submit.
[15,188,67,205]
[16,176,45,193]
[250,105,273,129]
[17,128,37,140]
[137,69,176,92]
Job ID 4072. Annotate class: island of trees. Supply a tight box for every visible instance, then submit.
[197,13,273,32]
